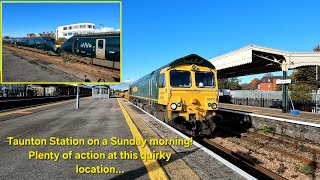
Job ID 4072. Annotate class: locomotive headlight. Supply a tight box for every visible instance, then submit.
[208,103,211,107]
[191,64,197,70]
[170,103,177,110]
[211,103,217,109]
[177,103,181,107]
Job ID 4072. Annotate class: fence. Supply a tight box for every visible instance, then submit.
[227,90,320,101]
[219,97,318,113]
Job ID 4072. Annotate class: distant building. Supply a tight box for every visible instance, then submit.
[259,76,283,91]
[56,23,96,39]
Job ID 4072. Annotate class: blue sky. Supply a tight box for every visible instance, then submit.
[120,0,320,86]
[2,3,120,36]
[2,1,320,87]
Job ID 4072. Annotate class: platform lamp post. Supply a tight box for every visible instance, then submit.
[76,85,80,109]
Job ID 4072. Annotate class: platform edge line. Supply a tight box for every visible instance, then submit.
[219,108,320,128]
[123,99,257,180]
[117,99,168,180]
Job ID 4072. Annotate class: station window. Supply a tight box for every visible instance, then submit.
[74,32,78,35]
[88,25,92,28]
[73,25,79,29]
[68,32,73,36]
[93,26,95,29]
[63,33,67,36]
[80,25,86,28]
[157,74,165,88]
[63,27,67,30]
[98,40,104,49]
[68,26,72,30]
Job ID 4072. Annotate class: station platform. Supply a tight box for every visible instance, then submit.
[219,103,320,124]
[0,97,252,179]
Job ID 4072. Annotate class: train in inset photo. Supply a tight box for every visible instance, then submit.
[1,2,121,83]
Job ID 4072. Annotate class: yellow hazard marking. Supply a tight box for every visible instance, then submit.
[0,97,90,117]
[15,111,33,114]
[117,99,167,180]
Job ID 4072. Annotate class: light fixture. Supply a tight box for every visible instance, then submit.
[170,103,177,110]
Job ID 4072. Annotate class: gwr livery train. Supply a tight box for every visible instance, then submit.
[129,54,220,136]
[3,36,60,55]
[2,32,120,70]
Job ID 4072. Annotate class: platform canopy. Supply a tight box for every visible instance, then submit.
[209,45,320,79]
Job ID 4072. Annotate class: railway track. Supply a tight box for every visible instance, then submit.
[125,98,320,179]
[207,126,320,179]
[200,137,285,180]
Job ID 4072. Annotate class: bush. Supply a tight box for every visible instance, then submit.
[296,164,313,175]
[57,37,67,45]
[290,84,312,101]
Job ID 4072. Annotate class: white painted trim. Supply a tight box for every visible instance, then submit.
[219,108,320,128]
[124,99,257,180]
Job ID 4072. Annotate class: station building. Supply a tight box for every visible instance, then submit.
[56,23,95,39]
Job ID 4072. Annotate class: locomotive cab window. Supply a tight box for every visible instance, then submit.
[195,71,215,88]
[157,74,165,88]
[170,70,191,88]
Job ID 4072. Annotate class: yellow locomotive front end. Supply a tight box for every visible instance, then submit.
[158,63,219,136]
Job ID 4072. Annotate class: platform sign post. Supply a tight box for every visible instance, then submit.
[282,71,288,113]
[276,78,293,112]
[76,85,80,109]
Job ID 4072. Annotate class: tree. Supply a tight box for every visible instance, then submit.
[314,44,320,52]
[57,37,67,45]
[290,84,312,101]
[218,77,242,90]
[242,78,260,90]
[288,44,320,100]
[4,36,10,38]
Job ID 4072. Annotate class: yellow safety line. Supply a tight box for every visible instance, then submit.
[0,97,85,117]
[117,99,167,180]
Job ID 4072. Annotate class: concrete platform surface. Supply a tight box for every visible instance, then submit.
[0,98,251,180]
[0,98,149,180]
[2,48,83,82]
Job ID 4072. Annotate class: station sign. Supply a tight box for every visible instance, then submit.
[276,79,292,85]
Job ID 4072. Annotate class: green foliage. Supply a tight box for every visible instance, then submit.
[4,36,10,38]
[290,84,312,101]
[295,67,319,88]
[241,78,260,90]
[296,164,313,175]
[261,125,273,133]
[297,143,309,152]
[218,78,242,90]
[314,44,320,52]
[57,37,67,45]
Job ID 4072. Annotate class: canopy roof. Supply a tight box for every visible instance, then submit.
[209,45,320,79]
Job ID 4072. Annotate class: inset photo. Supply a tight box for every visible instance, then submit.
[1,1,121,84]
